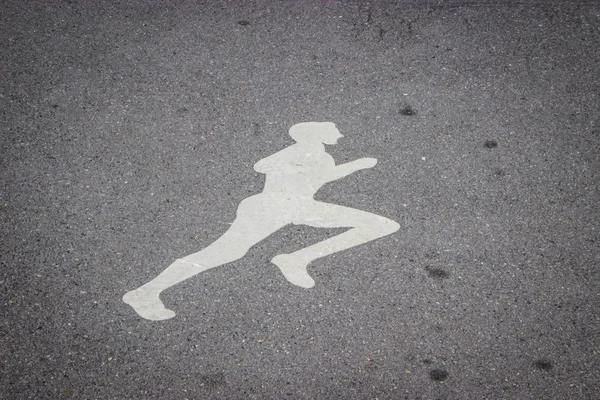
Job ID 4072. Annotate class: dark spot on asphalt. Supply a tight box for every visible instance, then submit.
[400,106,416,116]
[252,122,260,135]
[484,140,498,148]
[494,168,506,176]
[52,104,59,109]
[422,359,433,365]
[533,359,553,371]
[429,368,448,382]
[424,250,438,259]
[425,266,450,279]
[177,107,188,113]
[238,20,250,26]
[199,372,227,389]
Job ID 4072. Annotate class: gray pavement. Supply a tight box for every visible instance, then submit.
[1,0,599,399]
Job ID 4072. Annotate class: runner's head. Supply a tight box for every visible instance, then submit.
[289,122,343,145]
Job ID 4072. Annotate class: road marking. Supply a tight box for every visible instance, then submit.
[123,122,399,320]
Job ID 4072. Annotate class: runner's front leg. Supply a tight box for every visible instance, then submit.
[272,202,399,288]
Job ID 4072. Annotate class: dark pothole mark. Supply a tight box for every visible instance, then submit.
[425,266,450,279]
[494,168,506,177]
[422,359,433,365]
[429,368,448,382]
[484,140,498,149]
[533,359,553,371]
[400,106,417,116]
[237,20,250,26]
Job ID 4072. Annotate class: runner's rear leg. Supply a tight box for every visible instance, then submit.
[124,207,284,320]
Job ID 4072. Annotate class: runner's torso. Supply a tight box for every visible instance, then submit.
[258,145,336,198]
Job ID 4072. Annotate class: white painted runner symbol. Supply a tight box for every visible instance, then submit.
[123,122,399,320]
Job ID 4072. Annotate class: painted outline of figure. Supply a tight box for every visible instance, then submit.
[123,122,399,320]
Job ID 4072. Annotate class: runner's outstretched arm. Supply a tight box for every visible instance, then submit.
[327,157,377,182]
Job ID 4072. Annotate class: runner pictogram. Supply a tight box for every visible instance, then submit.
[124,122,399,320]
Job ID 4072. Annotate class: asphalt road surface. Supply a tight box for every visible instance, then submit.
[1,1,599,399]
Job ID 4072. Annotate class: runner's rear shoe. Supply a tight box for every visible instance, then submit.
[123,289,176,321]
[271,254,315,288]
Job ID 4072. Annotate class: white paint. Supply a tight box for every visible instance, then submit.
[123,122,399,320]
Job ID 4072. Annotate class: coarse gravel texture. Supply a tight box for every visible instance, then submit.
[1,0,599,399]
